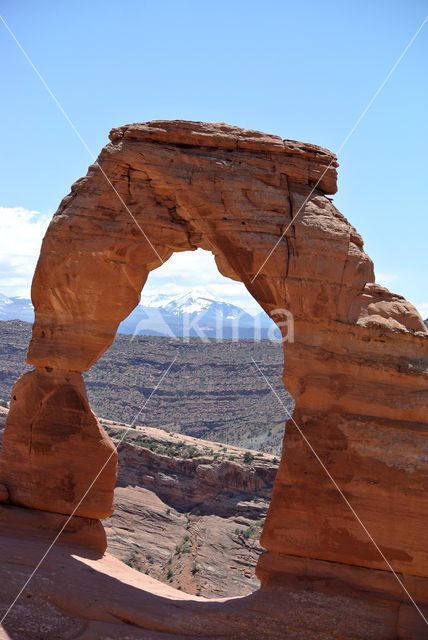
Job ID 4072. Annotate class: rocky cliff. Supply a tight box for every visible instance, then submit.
[0,408,277,599]
[104,421,278,598]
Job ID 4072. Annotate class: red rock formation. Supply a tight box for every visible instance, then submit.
[0,368,116,518]
[0,121,427,637]
[0,503,107,553]
[1,515,427,639]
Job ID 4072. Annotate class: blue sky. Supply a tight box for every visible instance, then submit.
[0,1,427,316]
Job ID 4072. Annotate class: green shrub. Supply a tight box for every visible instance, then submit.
[243,524,258,540]
[125,552,143,571]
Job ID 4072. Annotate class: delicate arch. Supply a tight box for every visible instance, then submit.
[1,121,427,594]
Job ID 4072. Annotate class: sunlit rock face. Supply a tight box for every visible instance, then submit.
[0,121,427,638]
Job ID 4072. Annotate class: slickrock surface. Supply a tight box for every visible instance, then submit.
[0,120,427,637]
[0,411,276,599]
[103,421,277,598]
[1,523,427,639]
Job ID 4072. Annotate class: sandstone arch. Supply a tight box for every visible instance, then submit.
[1,121,427,614]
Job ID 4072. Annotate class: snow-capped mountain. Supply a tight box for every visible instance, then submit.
[0,288,280,339]
[0,294,34,322]
[140,286,222,312]
[120,286,279,339]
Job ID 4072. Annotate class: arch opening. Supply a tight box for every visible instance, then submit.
[82,247,292,598]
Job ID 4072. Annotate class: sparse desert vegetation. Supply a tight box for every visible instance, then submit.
[0,320,293,454]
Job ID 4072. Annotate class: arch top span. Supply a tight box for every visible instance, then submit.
[108,119,339,195]
[1,121,427,611]
[26,119,406,372]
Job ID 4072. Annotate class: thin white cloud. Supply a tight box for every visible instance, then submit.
[0,214,264,314]
[416,303,428,319]
[375,270,426,319]
[0,207,51,298]
[143,249,264,315]
[0,210,424,320]
[149,249,221,285]
[375,271,398,286]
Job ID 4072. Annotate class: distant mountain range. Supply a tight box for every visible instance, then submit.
[0,293,34,323]
[0,320,290,454]
[0,287,280,340]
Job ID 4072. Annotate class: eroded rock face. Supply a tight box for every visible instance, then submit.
[0,121,427,630]
[0,368,116,518]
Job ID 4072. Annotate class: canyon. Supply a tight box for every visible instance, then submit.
[0,406,277,600]
[0,120,427,638]
[0,319,291,454]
